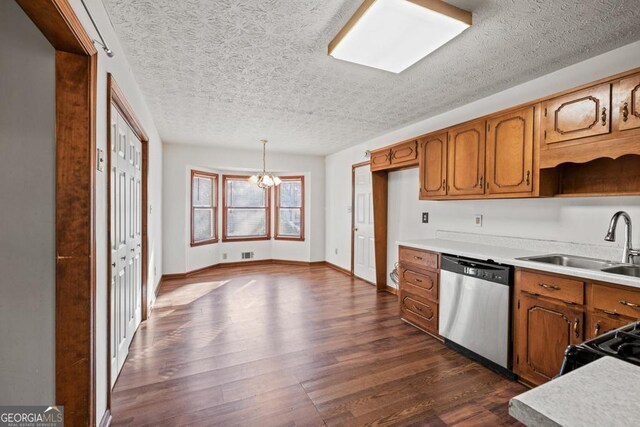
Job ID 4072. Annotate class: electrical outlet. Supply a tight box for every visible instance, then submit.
[335,248,338,255]
[222,253,228,260]
[422,212,429,223]
[474,214,483,227]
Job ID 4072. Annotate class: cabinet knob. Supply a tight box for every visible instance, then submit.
[573,317,580,338]
[526,170,531,186]
[622,102,629,122]
[601,107,607,126]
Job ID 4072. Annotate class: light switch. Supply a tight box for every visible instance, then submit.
[474,214,483,227]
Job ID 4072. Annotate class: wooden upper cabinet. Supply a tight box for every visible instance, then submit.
[391,140,418,167]
[370,148,391,171]
[617,72,640,131]
[419,133,448,198]
[447,120,485,196]
[486,107,535,195]
[542,82,612,145]
[515,294,584,386]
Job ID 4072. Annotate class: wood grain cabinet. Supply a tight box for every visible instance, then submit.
[370,148,391,171]
[390,140,418,167]
[447,120,486,196]
[515,292,584,386]
[486,107,534,195]
[419,132,448,199]
[398,247,440,337]
[542,82,612,146]
[370,140,418,171]
[617,72,640,131]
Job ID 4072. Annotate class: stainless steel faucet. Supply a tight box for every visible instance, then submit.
[605,211,640,264]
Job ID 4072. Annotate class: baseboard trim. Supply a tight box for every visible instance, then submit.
[384,286,398,296]
[324,261,352,276]
[161,259,331,282]
[99,409,112,427]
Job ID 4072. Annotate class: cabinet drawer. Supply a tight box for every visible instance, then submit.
[586,311,631,340]
[391,140,418,166]
[519,270,584,304]
[591,284,640,319]
[400,267,438,300]
[370,149,391,171]
[399,247,438,271]
[400,291,438,334]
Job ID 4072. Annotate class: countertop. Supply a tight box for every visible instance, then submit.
[397,238,640,288]
[508,357,640,426]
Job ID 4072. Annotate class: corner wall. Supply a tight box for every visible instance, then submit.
[0,0,56,404]
[325,40,640,281]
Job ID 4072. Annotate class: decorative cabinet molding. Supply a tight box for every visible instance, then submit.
[618,73,640,131]
[419,133,448,198]
[486,107,535,195]
[370,140,418,171]
[370,148,391,171]
[447,120,486,196]
[542,83,611,145]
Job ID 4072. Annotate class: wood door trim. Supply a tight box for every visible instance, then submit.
[351,161,369,275]
[106,73,150,416]
[17,0,98,425]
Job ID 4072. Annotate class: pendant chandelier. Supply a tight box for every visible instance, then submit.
[249,139,281,188]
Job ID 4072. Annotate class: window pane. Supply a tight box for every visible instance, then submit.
[278,208,301,236]
[193,176,213,207]
[227,180,265,207]
[279,181,301,207]
[227,208,266,237]
[193,208,214,241]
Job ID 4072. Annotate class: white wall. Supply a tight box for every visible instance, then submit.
[325,40,640,281]
[0,0,55,404]
[163,143,325,274]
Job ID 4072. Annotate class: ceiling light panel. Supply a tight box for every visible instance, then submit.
[329,0,472,73]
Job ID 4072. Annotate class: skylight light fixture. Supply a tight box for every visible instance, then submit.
[328,0,472,73]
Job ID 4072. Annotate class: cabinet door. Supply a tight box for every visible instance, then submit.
[391,140,418,167]
[370,149,391,171]
[515,294,583,386]
[419,133,448,198]
[617,72,640,131]
[447,120,485,196]
[542,82,611,145]
[486,107,534,194]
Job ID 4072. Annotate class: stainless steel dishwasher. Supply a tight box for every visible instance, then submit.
[439,254,513,377]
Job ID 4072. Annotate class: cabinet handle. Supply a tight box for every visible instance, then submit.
[602,309,619,316]
[538,282,560,291]
[479,176,484,188]
[619,299,640,309]
[442,179,446,189]
[601,107,607,126]
[526,170,530,186]
[573,317,580,338]
[622,102,629,122]
[413,256,423,261]
[594,321,601,337]
[415,278,423,283]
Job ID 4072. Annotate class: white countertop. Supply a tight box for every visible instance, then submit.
[397,238,640,288]
[509,357,640,427]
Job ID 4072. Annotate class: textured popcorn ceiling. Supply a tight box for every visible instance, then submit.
[102,0,640,155]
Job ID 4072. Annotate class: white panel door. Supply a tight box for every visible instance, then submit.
[353,165,376,283]
[110,107,142,387]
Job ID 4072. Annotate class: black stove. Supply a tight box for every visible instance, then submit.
[560,321,640,375]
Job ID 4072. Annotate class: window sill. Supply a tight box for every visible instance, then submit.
[190,238,219,247]
[222,236,271,243]
[274,236,305,242]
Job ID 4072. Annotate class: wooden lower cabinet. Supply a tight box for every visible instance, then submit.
[515,292,584,386]
[586,310,631,340]
[398,247,440,337]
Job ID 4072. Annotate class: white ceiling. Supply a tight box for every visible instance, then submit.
[102,0,640,156]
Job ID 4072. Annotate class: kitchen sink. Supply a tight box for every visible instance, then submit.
[518,254,619,270]
[601,265,640,278]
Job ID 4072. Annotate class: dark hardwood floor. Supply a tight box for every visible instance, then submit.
[111,264,526,426]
